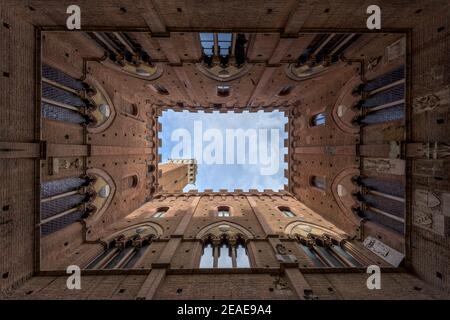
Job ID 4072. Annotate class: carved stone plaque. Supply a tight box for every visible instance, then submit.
[363,236,404,267]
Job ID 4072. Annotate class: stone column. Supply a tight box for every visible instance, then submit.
[212,239,220,268]
[230,238,237,268]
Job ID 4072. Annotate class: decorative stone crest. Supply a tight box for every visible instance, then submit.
[413,94,440,114]
[276,243,287,255]
[413,209,433,228]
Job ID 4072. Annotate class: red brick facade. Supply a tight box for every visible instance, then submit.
[0,1,449,299]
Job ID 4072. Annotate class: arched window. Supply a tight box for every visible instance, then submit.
[199,234,250,268]
[297,234,361,267]
[200,33,233,58]
[150,83,169,95]
[86,32,160,80]
[153,207,169,218]
[198,223,252,269]
[40,175,100,236]
[354,66,405,126]
[217,206,230,217]
[310,112,326,126]
[351,176,405,234]
[123,103,138,116]
[86,225,157,269]
[199,32,247,69]
[287,34,360,80]
[42,65,116,129]
[279,207,296,218]
[199,243,214,268]
[41,65,90,125]
[277,85,294,96]
[217,85,230,97]
[290,224,362,268]
[122,175,138,190]
[310,176,326,190]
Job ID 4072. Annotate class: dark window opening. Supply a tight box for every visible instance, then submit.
[279,207,295,218]
[217,85,231,97]
[122,175,138,189]
[124,103,138,116]
[310,176,326,190]
[151,84,169,95]
[277,85,294,96]
[199,33,247,67]
[154,207,169,218]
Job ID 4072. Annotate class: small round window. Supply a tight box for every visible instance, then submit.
[98,185,111,198]
[99,103,111,118]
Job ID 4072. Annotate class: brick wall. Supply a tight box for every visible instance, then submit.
[409,6,450,293]
[1,0,449,297]
[0,6,36,293]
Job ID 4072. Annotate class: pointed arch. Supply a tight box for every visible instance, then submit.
[106,222,164,242]
[86,222,162,270]
[285,221,363,268]
[196,221,254,240]
[84,168,116,225]
[285,221,344,240]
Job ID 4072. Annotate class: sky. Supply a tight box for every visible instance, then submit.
[159,110,288,192]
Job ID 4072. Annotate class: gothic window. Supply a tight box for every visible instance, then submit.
[41,64,90,125]
[217,240,233,268]
[153,207,169,218]
[287,34,360,80]
[86,32,160,80]
[351,176,405,234]
[296,234,362,268]
[310,112,326,126]
[353,66,405,125]
[279,207,296,218]
[235,243,251,268]
[86,225,157,269]
[217,207,231,217]
[199,234,250,269]
[40,175,99,236]
[217,85,231,97]
[310,175,326,190]
[41,64,115,129]
[199,243,214,268]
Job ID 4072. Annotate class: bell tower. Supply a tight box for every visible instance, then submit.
[158,159,198,192]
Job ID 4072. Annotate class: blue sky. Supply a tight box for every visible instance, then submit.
[159,110,288,192]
